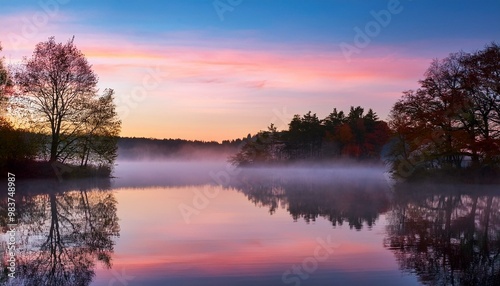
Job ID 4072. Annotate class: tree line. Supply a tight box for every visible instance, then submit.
[0,37,121,177]
[117,137,242,160]
[230,106,391,166]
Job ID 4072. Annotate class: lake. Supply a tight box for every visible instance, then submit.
[2,161,499,286]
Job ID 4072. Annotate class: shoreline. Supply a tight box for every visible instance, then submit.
[0,160,112,180]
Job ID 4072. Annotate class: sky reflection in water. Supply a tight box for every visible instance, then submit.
[3,161,499,285]
[95,161,416,285]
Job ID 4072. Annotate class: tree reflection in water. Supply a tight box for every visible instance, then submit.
[1,179,119,286]
[230,168,391,230]
[385,184,500,285]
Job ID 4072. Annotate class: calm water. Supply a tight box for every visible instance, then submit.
[2,161,499,285]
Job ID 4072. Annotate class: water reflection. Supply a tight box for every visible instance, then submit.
[230,168,391,230]
[113,162,393,230]
[1,179,119,286]
[385,184,500,285]
[2,162,499,285]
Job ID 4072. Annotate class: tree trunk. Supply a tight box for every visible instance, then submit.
[84,145,90,167]
[80,145,87,167]
[50,133,58,162]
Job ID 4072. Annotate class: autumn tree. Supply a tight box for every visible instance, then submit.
[361,109,390,158]
[13,37,121,170]
[389,43,500,179]
[317,107,390,159]
[461,43,500,165]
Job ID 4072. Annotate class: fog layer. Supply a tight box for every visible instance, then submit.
[112,159,390,190]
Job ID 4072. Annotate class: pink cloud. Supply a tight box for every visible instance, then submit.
[81,41,428,98]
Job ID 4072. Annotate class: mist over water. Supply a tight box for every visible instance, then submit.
[113,160,228,188]
[112,158,392,190]
[116,139,238,161]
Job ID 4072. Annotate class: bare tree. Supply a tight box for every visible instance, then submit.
[14,37,98,162]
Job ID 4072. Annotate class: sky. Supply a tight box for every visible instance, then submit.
[1,0,499,141]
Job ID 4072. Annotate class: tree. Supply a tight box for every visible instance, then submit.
[0,42,12,120]
[1,43,45,167]
[285,111,323,159]
[321,108,347,157]
[0,42,10,152]
[323,108,346,130]
[461,43,500,165]
[77,89,121,167]
[332,106,389,159]
[388,43,500,179]
[13,37,120,169]
[229,124,284,166]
